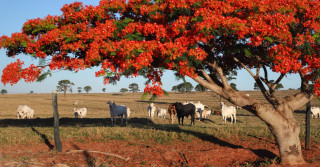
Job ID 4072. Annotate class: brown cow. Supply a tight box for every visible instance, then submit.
[168,104,177,124]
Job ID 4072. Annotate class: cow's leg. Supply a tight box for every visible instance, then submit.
[172,114,174,124]
[191,114,195,125]
[111,116,114,125]
[181,116,184,125]
[121,115,123,125]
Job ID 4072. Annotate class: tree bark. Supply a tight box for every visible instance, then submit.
[268,115,305,164]
[244,101,305,165]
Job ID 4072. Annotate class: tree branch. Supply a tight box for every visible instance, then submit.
[200,69,214,84]
[256,65,261,78]
[233,57,257,79]
[271,74,285,90]
[284,92,313,111]
[193,75,224,95]
[66,150,130,161]
[262,65,269,82]
[205,61,230,89]
[299,71,311,93]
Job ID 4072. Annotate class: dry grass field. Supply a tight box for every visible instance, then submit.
[0,90,319,166]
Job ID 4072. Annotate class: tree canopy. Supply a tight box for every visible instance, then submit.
[56,80,74,96]
[1,89,7,95]
[83,86,92,93]
[195,84,207,92]
[120,88,128,93]
[129,83,140,93]
[2,0,319,96]
[77,87,82,93]
[176,82,194,92]
[1,0,320,165]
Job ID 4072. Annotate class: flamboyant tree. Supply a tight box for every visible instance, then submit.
[1,0,320,165]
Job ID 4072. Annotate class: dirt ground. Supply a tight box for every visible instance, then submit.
[1,136,319,167]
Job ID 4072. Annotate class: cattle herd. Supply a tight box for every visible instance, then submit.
[16,100,320,125]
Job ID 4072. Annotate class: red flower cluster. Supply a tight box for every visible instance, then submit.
[144,84,164,97]
[1,59,42,85]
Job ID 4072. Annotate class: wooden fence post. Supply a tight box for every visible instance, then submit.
[52,90,62,152]
[305,101,311,150]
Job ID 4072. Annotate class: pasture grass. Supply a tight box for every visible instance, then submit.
[0,91,320,148]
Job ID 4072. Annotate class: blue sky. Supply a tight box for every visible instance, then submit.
[0,0,301,94]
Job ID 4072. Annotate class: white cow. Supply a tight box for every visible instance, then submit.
[311,107,320,119]
[17,105,34,119]
[107,101,130,124]
[147,103,156,119]
[74,107,87,118]
[220,102,236,123]
[157,108,166,118]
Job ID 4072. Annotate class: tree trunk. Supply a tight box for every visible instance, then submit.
[257,104,305,165]
[270,120,305,164]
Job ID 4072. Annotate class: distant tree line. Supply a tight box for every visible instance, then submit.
[119,83,140,93]
[56,79,93,96]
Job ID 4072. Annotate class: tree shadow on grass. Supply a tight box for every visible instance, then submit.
[0,117,155,127]
[139,123,278,160]
[0,117,278,161]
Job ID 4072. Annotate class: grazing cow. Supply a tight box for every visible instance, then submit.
[17,105,34,119]
[157,108,166,118]
[168,104,177,124]
[107,101,130,125]
[220,102,236,123]
[74,107,87,118]
[147,103,156,119]
[173,102,196,125]
[311,107,320,119]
